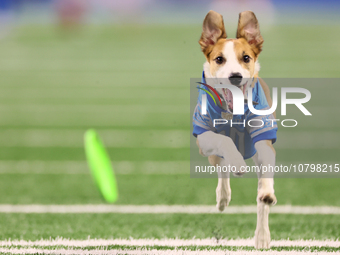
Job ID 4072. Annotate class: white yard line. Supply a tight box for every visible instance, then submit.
[1,237,340,248]
[0,239,340,255]
[0,205,339,214]
[0,248,338,255]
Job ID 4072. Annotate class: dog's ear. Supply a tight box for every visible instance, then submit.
[236,11,263,56]
[199,10,227,56]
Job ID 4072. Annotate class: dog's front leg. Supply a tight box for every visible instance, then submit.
[253,140,277,249]
[197,131,246,211]
[215,158,231,211]
[206,155,231,211]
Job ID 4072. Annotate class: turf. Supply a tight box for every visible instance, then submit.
[0,174,340,206]
[0,213,339,241]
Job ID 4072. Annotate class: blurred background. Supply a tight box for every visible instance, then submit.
[0,0,339,206]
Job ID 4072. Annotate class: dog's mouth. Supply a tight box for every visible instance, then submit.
[221,82,248,112]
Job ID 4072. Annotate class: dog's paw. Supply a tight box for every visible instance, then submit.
[216,185,231,212]
[216,197,230,212]
[255,227,271,249]
[257,190,277,205]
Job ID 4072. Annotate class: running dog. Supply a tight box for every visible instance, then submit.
[193,10,277,249]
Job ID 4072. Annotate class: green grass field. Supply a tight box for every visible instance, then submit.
[0,24,339,254]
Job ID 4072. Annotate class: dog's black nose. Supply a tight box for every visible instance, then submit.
[229,73,242,86]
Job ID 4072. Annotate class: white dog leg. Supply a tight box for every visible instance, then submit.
[255,201,270,249]
[197,131,246,212]
[216,159,231,211]
[253,140,277,249]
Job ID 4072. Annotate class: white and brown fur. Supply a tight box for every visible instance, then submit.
[196,10,277,249]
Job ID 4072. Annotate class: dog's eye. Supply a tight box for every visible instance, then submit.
[243,55,250,63]
[215,56,225,65]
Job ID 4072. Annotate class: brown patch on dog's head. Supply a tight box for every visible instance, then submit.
[199,10,227,58]
[233,38,257,77]
[204,38,230,76]
[236,11,264,57]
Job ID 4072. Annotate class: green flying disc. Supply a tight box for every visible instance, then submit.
[84,129,118,203]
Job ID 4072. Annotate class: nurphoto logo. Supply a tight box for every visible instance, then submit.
[199,82,312,128]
